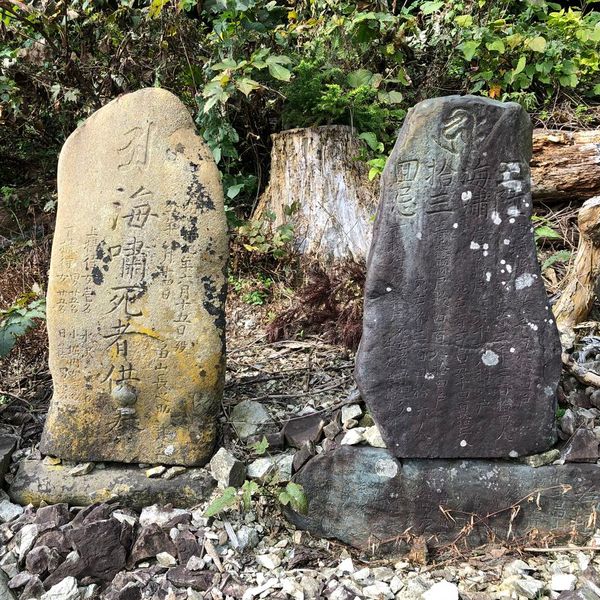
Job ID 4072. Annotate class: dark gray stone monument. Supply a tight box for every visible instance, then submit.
[355,95,562,458]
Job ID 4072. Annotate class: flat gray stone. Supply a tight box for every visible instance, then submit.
[230,400,271,440]
[286,446,600,552]
[9,459,215,509]
[355,95,561,458]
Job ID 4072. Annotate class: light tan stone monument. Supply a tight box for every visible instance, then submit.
[40,88,227,466]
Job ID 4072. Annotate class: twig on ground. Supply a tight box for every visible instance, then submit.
[562,351,600,387]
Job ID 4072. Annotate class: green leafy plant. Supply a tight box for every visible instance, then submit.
[228,273,274,306]
[531,215,563,242]
[278,481,308,514]
[1,0,599,232]
[244,273,273,306]
[237,210,296,260]
[0,290,46,357]
[542,249,572,271]
[251,436,270,455]
[203,478,308,518]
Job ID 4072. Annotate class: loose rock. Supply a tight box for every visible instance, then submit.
[230,400,272,440]
[209,448,246,488]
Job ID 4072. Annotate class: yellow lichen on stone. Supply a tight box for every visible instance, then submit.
[40,88,227,466]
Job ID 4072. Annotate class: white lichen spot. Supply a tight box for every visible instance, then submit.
[460,440,468,448]
[507,206,520,217]
[525,202,530,208]
[509,218,515,224]
[424,372,435,380]
[483,243,489,250]
[491,211,502,225]
[528,322,539,331]
[485,272,491,282]
[483,251,489,257]
[506,264,512,273]
[509,348,516,354]
[509,450,519,458]
[544,386,554,397]
[501,281,506,286]
[416,232,422,240]
[461,191,472,202]
[501,269,505,274]
[470,241,480,250]
[406,407,412,413]
[375,459,398,479]
[453,222,458,229]
[501,259,506,265]
[164,445,175,457]
[386,286,392,292]
[515,273,536,290]
[481,349,500,366]
[503,239,510,245]
[501,179,523,193]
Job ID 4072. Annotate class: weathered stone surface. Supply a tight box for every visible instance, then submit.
[0,572,16,600]
[561,428,599,463]
[230,400,271,440]
[21,575,44,600]
[209,448,246,488]
[41,576,79,600]
[287,447,600,551]
[282,413,325,449]
[41,87,227,466]
[68,518,131,581]
[0,435,16,482]
[292,442,316,473]
[9,459,215,509]
[25,546,62,576]
[0,491,24,523]
[173,530,200,565]
[166,567,214,591]
[34,530,71,555]
[355,95,561,458]
[130,523,177,564]
[34,504,70,532]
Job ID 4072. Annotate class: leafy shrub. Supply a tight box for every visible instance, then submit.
[0,290,46,357]
[1,0,598,221]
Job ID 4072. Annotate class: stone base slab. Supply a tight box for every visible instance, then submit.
[9,459,215,509]
[286,447,600,552]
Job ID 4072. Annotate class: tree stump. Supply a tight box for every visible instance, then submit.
[253,126,378,262]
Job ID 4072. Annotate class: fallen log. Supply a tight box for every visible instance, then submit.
[531,129,600,202]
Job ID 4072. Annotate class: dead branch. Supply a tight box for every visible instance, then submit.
[561,352,600,387]
[553,197,600,342]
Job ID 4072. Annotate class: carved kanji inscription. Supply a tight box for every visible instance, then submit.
[41,88,227,466]
[355,96,562,458]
